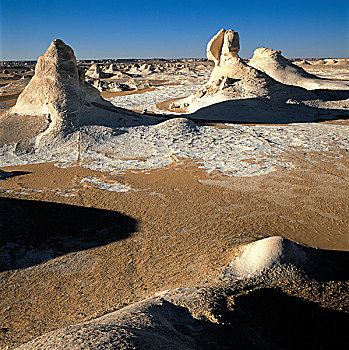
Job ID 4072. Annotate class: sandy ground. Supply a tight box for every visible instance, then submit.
[0,91,21,114]
[0,62,348,348]
[0,143,348,347]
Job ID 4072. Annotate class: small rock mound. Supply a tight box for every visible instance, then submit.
[228,236,307,277]
[154,117,198,135]
[297,59,311,65]
[324,59,337,65]
[313,59,326,65]
[226,236,345,280]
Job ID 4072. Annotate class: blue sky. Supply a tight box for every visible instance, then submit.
[0,0,348,60]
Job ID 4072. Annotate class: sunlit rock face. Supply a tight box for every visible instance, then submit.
[248,47,349,90]
[9,39,102,131]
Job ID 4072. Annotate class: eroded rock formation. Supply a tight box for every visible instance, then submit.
[172,29,348,122]
[9,40,107,130]
[248,47,349,90]
[2,39,145,147]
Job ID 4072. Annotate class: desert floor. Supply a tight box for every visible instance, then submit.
[0,61,348,348]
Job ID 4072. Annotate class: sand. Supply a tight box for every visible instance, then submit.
[0,91,21,114]
[0,139,348,348]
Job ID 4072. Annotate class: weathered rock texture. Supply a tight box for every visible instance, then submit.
[206,28,225,64]
[2,39,145,147]
[9,40,106,130]
[249,47,349,90]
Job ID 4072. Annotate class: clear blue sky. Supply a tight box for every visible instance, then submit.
[0,0,348,60]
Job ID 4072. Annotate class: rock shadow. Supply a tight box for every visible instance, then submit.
[222,287,349,350]
[186,89,349,124]
[0,197,137,271]
[0,171,32,179]
[26,291,348,349]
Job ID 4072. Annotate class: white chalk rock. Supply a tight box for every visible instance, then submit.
[174,29,348,122]
[228,236,308,278]
[206,28,226,65]
[10,39,103,129]
[249,47,349,90]
[220,29,240,61]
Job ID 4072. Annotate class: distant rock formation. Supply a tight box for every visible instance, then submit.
[249,47,349,90]
[325,59,337,65]
[313,59,326,65]
[86,63,106,79]
[105,63,118,73]
[0,76,31,93]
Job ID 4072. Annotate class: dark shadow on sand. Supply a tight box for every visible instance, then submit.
[222,287,349,350]
[185,89,349,124]
[0,197,137,271]
[0,171,32,179]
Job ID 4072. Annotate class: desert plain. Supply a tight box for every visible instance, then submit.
[0,29,348,349]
